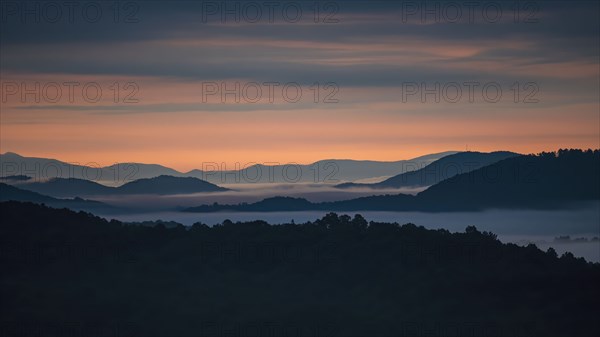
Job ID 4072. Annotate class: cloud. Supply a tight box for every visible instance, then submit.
[1,0,598,168]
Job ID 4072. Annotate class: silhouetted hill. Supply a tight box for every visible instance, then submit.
[176,152,459,183]
[103,162,181,179]
[0,175,31,182]
[417,149,600,210]
[328,150,599,211]
[15,178,114,197]
[1,201,599,337]
[184,194,419,213]
[243,196,315,211]
[0,152,180,185]
[0,183,113,212]
[186,149,600,212]
[336,151,519,189]
[1,182,57,203]
[1,151,457,185]
[186,196,316,212]
[11,175,228,197]
[117,175,227,194]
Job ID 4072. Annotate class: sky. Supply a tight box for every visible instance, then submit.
[1,0,599,171]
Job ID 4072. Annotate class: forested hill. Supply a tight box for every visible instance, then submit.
[1,201,599,337]
[336,151,518,189]
[417,149,600,210]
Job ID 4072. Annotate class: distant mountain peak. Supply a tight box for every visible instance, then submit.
[1,152,23,158]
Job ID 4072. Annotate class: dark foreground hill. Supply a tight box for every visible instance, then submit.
[1,201,599,337]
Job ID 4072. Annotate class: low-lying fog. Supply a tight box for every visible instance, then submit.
[94,200,600,263]
[92,183,427,211]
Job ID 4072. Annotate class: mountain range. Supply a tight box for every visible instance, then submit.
[7,175,227,198]
[0,151,457,185]
[185,149,600,212]
[3,149,598,213]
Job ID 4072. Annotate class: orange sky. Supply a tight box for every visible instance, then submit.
[1,3,599,171]
[1,75,598,171]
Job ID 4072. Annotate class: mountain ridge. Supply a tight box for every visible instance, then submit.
[7,175,228,198]
[0,183,114,212]
[0,151,459,185]
[184,149,600,212]
[336,151,519,189]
